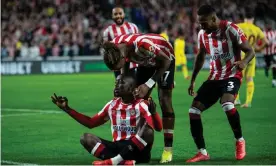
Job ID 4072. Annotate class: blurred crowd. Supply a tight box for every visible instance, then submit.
[2,0,275,59]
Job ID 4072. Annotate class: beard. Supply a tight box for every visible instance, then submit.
[113,18,125,26]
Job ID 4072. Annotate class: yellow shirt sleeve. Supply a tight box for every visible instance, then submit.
[257,27,265,40]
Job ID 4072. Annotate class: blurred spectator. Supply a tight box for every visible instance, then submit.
[1,0,275,59]
[20,42,29,58]
[29,42,40,58]
[1,46,9,58]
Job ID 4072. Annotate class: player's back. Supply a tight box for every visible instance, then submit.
[237,22,263,47]
[174,38,185,56]
[112,33,174,59]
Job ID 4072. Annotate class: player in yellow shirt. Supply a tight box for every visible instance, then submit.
[160,31,169,41]
[160,24,172,42]
[235,10,269,108]
[174,29,189,79]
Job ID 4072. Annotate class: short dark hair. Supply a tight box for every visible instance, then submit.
[124,76,136,89]
[244,8,255,18]
[178,28,184,36]
[197,5,216,16]
[113,5,124,10]
[102,42,122,70]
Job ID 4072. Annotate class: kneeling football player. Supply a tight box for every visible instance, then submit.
[51,76,162,165]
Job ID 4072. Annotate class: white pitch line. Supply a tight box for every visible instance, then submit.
[1,160,39,165]
[2,108,61,114]
[1,108,63,117]
[1,112,62,117]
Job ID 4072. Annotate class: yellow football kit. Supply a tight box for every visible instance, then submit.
[236,22,265,106]
[238,22,265,77]
[174,37,189,79]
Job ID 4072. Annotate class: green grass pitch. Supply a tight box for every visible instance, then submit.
[1,70,276,165]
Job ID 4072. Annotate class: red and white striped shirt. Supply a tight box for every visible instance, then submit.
[112,33,174,66]
[198,20,247,80]
[103,22,139,68]
[263,30,276,55]
[97,97,154,142]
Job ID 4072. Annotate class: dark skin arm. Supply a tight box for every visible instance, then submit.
[121,61,130,76]
[136,47,171,98]
[51,93,109,128]
[233,41,255,70]
[188,48,206,96]
[150,50,171,82]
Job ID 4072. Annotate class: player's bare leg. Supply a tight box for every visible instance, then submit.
[186,100,210,163]
[221,93,246,160]
[234,93,241,106]
[158,88,175,163]
[241,77,254,108]
[181,64,190,80]
[80,133,116,163]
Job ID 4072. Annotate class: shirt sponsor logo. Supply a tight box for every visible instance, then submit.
[113,125,137,133]
[211,52,232,61]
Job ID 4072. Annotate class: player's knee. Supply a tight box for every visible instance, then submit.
[80,133,90,145]
[80,133,99,147]
[142,126,154,145]
[158,90,173,111]
[221,102,236,115]
[189,107,201,119]
[191,100,206,111]
[220,93,235,104]
[246,77,253,82]
[162,111,175,118]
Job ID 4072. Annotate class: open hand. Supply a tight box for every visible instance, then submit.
[148,97,156,115]
[233,60,247,71]
[188,81,195,96]
[51,93,69,110]
[135,84,150,98]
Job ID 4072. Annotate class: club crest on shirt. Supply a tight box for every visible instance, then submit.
[120,117,127,125]
[130,109,136,116]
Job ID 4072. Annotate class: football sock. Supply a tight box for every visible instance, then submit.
[182,65,189,79]
[162,112,175,148]
[111,154,124,165]
[224,107,243,139]
[245,81,254,104]
[91,142,113,159]
[189,108,205,149]
[199,148,208,155]
[237,137,245,141]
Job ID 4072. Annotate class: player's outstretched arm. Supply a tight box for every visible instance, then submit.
[51,93,109,129]
[188,48,206,96]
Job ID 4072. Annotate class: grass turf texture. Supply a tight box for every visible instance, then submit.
[1,70,276,165]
